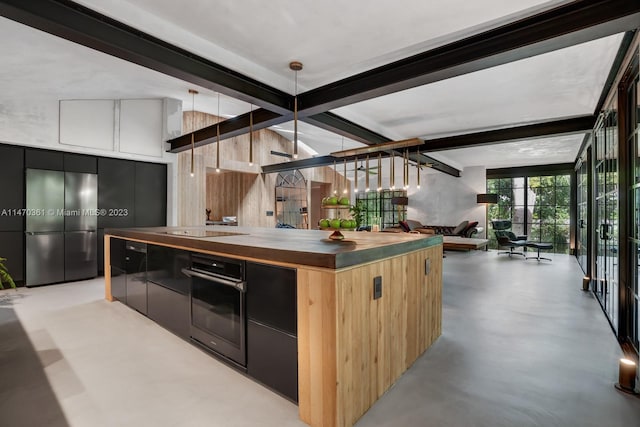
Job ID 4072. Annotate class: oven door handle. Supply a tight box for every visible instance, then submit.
[181,268,246,293]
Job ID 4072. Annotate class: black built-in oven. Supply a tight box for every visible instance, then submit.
[183,253,247,368]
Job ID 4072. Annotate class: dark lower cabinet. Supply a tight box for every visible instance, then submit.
[125,241,147,315]
[148,282,190,339]
[111,266,126,303]
[0,231,24,282]
[246,262,298,402]
[247,320,298,401]
[147,244,190,339]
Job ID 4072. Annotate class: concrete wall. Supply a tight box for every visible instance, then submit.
[407,166,487,237]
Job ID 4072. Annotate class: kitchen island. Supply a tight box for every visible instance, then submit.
[104,226,443,427]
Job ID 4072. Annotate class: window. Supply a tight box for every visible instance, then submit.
[487,174,571,254]
[356,190,407,229]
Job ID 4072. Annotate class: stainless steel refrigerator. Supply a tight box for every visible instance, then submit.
[26,169,97,287]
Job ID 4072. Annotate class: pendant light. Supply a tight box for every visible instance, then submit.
[404,149,409,190]
[188,89,198,178]
[216,92,221,173]
[249,104,254,166]
[290,61,303,159]
[365,155,370,193]
[390,151,395,190]
[377,154,382,192]
[343,158,348,194]
[333,160,338,195]
[354,156,359,193]
[417,160,421,190]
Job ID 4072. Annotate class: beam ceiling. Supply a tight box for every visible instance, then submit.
[2,0,638,176]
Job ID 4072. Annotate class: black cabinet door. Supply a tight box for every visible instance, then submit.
[0,231,24,282]
[246,262,297,335]
[148,282,190,339]
[125,241,147,315]
[111,266,126,303]
[247,320,298,402]
[64,153,97,174]
[109,236,126,270]
[135,162,167,227]
[25,148,63,170]
[98,158,135,229]
[147,245,190,295]
[0,145,24,231]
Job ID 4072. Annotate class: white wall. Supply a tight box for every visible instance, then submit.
[0,97,180,225]
[407,166,487,236]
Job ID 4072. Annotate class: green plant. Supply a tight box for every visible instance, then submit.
[0,257,16,290]
[349,200,367,228]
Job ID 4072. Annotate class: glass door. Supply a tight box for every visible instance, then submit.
[626,67,639,351]
[576,150,590,273]
[594,105,620,332]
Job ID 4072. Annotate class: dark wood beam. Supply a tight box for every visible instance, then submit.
[296,0,640,115]
[594,30,637,115]
[487,163,575,178]
[417,116,596,152]
[260,151,461,177]
[301,112,390,145]
[0,0,292,114]
[168,109,287,152]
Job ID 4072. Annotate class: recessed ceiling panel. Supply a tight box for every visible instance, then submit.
[332,33,624,141]
[74,0,565,91]
[429,133,586,169]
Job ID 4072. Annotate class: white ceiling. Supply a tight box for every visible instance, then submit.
[0,0,626,170]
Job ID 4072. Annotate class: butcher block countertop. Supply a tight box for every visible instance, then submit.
[105,226,442,269]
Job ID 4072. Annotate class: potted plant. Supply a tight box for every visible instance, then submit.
[0,257,16,289]
[349,201,367,229]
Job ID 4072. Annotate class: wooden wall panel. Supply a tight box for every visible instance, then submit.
[179,110,350,228]
[297,245,443,427]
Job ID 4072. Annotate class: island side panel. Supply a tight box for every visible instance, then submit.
[297,268,338,427]
[104,235,113,301]
[335,245,443,427]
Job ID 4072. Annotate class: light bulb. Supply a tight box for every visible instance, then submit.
[355,188,359,193]
[365,188,370,193]
[216,168,220,173]
[417,184,421,189]
[249,162,253,166]
[293,153,298,159]
[190,172,194,178]
[343,189,348,194]
[377,187,382,192]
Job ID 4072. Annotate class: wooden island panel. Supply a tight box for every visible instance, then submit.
[297,244,443,427]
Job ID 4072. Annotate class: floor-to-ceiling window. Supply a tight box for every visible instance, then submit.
[594,104,619,332]
[624,56,639,351]
[486,171,572,254]
[576,148,591,274]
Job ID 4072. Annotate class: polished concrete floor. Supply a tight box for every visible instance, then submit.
[1,250,639,426]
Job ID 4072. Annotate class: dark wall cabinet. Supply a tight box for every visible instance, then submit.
[25,148,63,170]
[64,153,97,174]
[0,231,24,282]
[98,158,136,229]
[0,145,24,232]
[246,262,298,402]
[147,245,190,339]
[135,163,167,227]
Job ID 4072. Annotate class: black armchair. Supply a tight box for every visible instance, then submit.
[491,220,528,257]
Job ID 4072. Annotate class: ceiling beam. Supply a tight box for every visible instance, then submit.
[260,151,461,177]
[296,0,640,115]
[300,112,390,145]
[417,116,596,152]
[0,0,293,114]
[168,109,287,152]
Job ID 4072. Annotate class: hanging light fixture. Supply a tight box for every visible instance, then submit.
[365,155,370,193]
[390,151,395,190]
[188,89,198,178]
[404,149,409,190]
[216,93,221,173]
[343,158,348,194]
[249,104,254,166]
[290,61,303,159]
[377,153,382,192]
[417,160,421,190]
[354,156,359,193]
[333,160,338,195]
